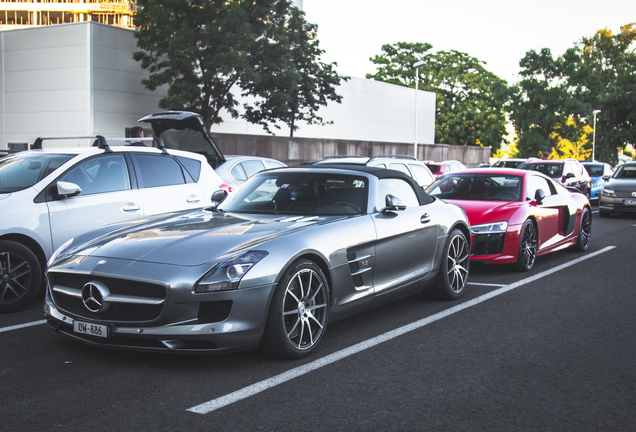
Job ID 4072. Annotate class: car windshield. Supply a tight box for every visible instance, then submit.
[583,164,604,177]
[0,152,74,193]
[613,164,636,179]
[426,164,441,172]
[519,163,563,178]
[427,173,523,201]
[219,172,368,215]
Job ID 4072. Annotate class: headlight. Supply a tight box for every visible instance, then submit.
[592,179,604,187]
[600,188,615,197]
[195,251,268,293]
[47,237,75,268]
[471,221,508,235]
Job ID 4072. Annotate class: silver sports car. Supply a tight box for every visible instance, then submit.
[45,165,470,358]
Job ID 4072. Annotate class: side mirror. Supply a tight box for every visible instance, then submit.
[602,175,610,181]
[211,189,228,207]
[563,173,575,180]
[534,188,546,204]
[56,181,81,199]
[382,194,406,212]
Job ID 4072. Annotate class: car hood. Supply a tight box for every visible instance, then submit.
[70,210,343,266]
[443,199,522,226]
[606,179,636,191]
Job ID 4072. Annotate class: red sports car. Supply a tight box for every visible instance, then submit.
[426,168,592,271]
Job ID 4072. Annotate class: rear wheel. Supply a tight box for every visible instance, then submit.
[0,240,42,313]
[260,259,330,359]
[572,207,592,252]
[430,229,469,300]
[514,219,537,272]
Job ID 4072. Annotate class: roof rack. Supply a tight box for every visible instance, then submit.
[32,135,113,153]
[368,154,418,161]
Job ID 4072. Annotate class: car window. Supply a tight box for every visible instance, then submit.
[520,163,563,179]
[377,178,419,208]
[230,164,247,182]
[176,156,201,182]
[584,164,604,177]
[59,154,130,195]
[526,175,553,200]
[0,152,74,193]
[409,164,434,186]
[134,154,186,188]
[241,160,266,178]
[428,173,522,201]
[613,164,636,179]
[388,163,411,176]
[264,160,286,169]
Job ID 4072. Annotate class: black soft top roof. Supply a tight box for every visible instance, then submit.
[281,163,435,205]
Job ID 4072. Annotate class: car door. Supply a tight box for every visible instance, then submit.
[525,175,564,251]
[371,178,439,294]
[46,153,144,252]
[131,153,206,215]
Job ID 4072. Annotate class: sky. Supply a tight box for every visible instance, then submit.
[302,0,636,84]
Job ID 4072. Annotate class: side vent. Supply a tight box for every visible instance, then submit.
[346,250,372,288]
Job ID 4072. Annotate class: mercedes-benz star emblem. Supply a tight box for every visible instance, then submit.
[632,192,636,198]
[81,281,110,313]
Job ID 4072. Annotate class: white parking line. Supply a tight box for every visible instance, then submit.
[468,282,505,287]
[187,245,617,415]
[0,319,46,334]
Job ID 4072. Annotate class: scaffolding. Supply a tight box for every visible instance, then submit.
[0,1,137,30]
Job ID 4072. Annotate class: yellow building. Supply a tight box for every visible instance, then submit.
[0,0,136,30]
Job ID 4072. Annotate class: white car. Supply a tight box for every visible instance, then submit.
[316,155,435,189]
[215,155,287,192]
[0,137,225,312]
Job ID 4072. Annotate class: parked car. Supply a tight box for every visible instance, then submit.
[424,160,467,179]
[599,161,636,217]
[215,155,287,192]
[491,158,527,168]
[518,159,591,198]
[44,165,470,358]
[582,161,614,202]
[316,155,435,188]
[0,137,225,313]
[426,168,592,271]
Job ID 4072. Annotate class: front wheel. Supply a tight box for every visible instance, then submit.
[514,219,537,272]
[0,240,42,313]
[572,207,592,252]
[430,229,470,300]
[260,259,330,359]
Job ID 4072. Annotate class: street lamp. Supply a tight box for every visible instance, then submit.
[413,60,426,158]
[592,109,601,162]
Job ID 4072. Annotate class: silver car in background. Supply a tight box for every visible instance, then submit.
[215,155,287,192]
[45,165,470,359]
[599,161,636,217]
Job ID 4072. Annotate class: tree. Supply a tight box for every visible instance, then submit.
[366,42,509,151]
[241,3,348,137]
[510,24,636,164]
[133,0,346,134]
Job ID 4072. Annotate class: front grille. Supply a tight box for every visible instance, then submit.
[198,301,232,323]
[614,191,636,198]
[471,233,505,256]
[49,272,166,322]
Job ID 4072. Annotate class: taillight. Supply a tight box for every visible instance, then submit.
[220,183,232,193]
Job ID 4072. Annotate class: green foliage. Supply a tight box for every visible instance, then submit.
[366,42,509,151]
[133,0,346,134]
[510,23,636,164]
[241,4,348,137]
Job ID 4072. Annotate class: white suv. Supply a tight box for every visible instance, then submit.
[316,155,435,189]
[0,137,225,312]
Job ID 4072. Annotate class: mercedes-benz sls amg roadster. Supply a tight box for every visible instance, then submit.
[45,165,470,359]
[426,168,592,271]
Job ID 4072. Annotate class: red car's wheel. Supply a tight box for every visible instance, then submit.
[572,207,592,252]
[514,219,537,272]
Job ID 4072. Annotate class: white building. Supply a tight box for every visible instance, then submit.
[0,21,435,151]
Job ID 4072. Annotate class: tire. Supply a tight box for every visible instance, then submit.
[572,207,592,252]
[599,209,610,218]
[260,259,330,359]
[430,229,470,300]
[514,219,537,272]
[0,240,42,313]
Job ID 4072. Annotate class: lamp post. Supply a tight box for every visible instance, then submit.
[413,60,426,158]
[592,109,601,162]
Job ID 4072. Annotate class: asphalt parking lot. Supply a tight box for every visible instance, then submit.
[2,207,635,431]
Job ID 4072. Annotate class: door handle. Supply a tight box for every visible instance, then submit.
[420,213,431,224]
[187,195,201,203]
[123,203,141,212]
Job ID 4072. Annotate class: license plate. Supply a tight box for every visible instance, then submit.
[73,320,109,338]
[624,199,636,206]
